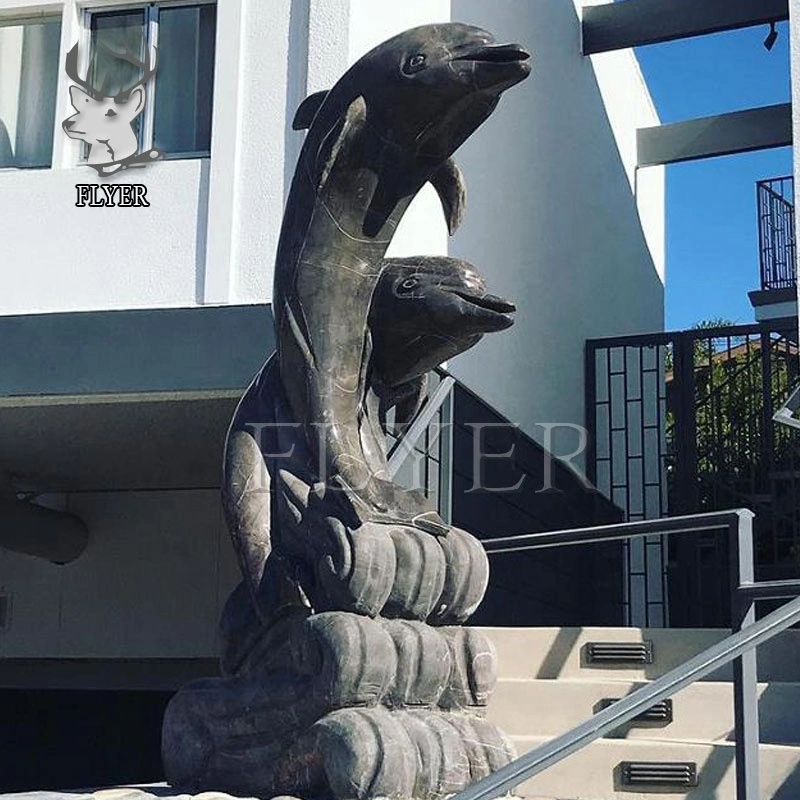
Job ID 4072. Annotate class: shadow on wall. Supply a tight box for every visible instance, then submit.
[447,0,663,445]
[452,386,625,627]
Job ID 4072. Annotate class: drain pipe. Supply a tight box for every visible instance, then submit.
[0,493,89,564]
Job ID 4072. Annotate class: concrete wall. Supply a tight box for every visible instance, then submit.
[445,0,665,461]
[0,489,239,658]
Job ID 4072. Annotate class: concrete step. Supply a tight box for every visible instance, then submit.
[479,626,800,682]
[509,736,800,800]
[488,678,800,745]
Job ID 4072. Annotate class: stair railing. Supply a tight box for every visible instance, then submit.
[450,509,800,800]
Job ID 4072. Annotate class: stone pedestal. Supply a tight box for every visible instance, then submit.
[162,525,515,800]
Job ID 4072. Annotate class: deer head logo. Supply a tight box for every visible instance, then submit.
[62,42,162,177]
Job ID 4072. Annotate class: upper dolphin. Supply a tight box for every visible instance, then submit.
[273,23,531,533]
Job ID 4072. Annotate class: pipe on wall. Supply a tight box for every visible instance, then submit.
[0,496,89,564]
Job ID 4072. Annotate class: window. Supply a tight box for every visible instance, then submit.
[86,2,216,159]
[0,16,62,169]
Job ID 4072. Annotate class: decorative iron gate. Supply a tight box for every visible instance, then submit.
[587,322,800,627]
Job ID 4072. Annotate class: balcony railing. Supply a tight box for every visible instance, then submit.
[757,175,796,291]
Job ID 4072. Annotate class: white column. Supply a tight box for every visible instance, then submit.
[201,0,247,304]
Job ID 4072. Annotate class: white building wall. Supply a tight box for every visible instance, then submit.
[0,160,208,315]
[444,0,664,462]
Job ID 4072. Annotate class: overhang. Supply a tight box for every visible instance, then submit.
[0,305,274,493]
[582,0,789,55]
[637,104,792,168]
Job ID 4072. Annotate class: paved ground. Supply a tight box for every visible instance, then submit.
[0,789,259,800]
[1,789,555,800]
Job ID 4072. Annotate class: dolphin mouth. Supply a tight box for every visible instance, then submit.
[454,43,531,65]
[454,290,516,314]
[452,290,516,331]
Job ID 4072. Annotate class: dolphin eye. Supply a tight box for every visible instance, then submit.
[401,277,418,289]
[403,53,427,75]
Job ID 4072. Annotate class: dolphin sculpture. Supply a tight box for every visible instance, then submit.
[273,23,530,534]
[370,256,515,426]
[225,256,515,620]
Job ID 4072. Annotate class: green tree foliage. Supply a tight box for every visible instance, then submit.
[667,320,800,567]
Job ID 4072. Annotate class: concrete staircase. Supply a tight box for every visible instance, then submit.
[480,626,800,800]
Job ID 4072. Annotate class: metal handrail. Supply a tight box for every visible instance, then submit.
[386,375,455,476]
[481,509,752,554]
[390,377,799,798]
[451,593,800,800]
[472,507,800,800]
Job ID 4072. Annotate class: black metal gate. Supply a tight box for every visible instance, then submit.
[587,322,800,627]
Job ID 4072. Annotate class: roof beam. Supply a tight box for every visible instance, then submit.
[637,103,792,167]
[582,0,788,55]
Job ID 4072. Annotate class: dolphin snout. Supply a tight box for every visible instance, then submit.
[454,290,516,314]
[454,43,531,64]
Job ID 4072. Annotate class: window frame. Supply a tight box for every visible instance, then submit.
[80,0,216,163]
[0,12,64,171]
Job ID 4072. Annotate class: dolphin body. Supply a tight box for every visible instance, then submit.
[224,255,515,623]
[273,23,530,533]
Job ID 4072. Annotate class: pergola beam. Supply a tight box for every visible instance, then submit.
[637,103,792,167]
[582,0,788,55]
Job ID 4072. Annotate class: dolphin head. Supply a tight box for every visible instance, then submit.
[291,24,532,236]
[354,23,531,162]
[370,256,516,388]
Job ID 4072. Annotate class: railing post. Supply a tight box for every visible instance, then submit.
[730,511,759,800]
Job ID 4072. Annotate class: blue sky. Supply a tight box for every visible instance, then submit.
[633,22,793,330]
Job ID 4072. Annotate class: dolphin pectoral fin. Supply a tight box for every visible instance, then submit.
[429,157,467,235]
[413,511,450,537]
[315,95,368,192]
[390,375,429,434]
[292,90,329,130]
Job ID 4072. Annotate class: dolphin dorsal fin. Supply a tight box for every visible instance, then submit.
[429,157,467,235]
[292,90,329,130]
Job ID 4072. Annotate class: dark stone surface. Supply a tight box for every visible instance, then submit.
[163,23,530,800]
[272,22,529,532]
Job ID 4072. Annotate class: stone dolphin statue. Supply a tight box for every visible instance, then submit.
[273,23,530,534]
[370,256,515,428]
[224,256,515,622]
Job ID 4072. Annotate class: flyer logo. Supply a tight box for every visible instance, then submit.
[61,42,162,178]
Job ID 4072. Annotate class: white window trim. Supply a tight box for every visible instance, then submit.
[79,0,214,163]
[0,0,215,170]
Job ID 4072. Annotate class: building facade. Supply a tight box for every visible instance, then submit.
[0,0,664,789]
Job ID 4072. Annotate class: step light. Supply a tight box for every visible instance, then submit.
[597,698,673,725]
[620,761,698,788]
[585,640,654,665]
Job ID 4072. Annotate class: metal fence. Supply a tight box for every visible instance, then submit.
[587,321,800,627]
[757,175,796,291]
